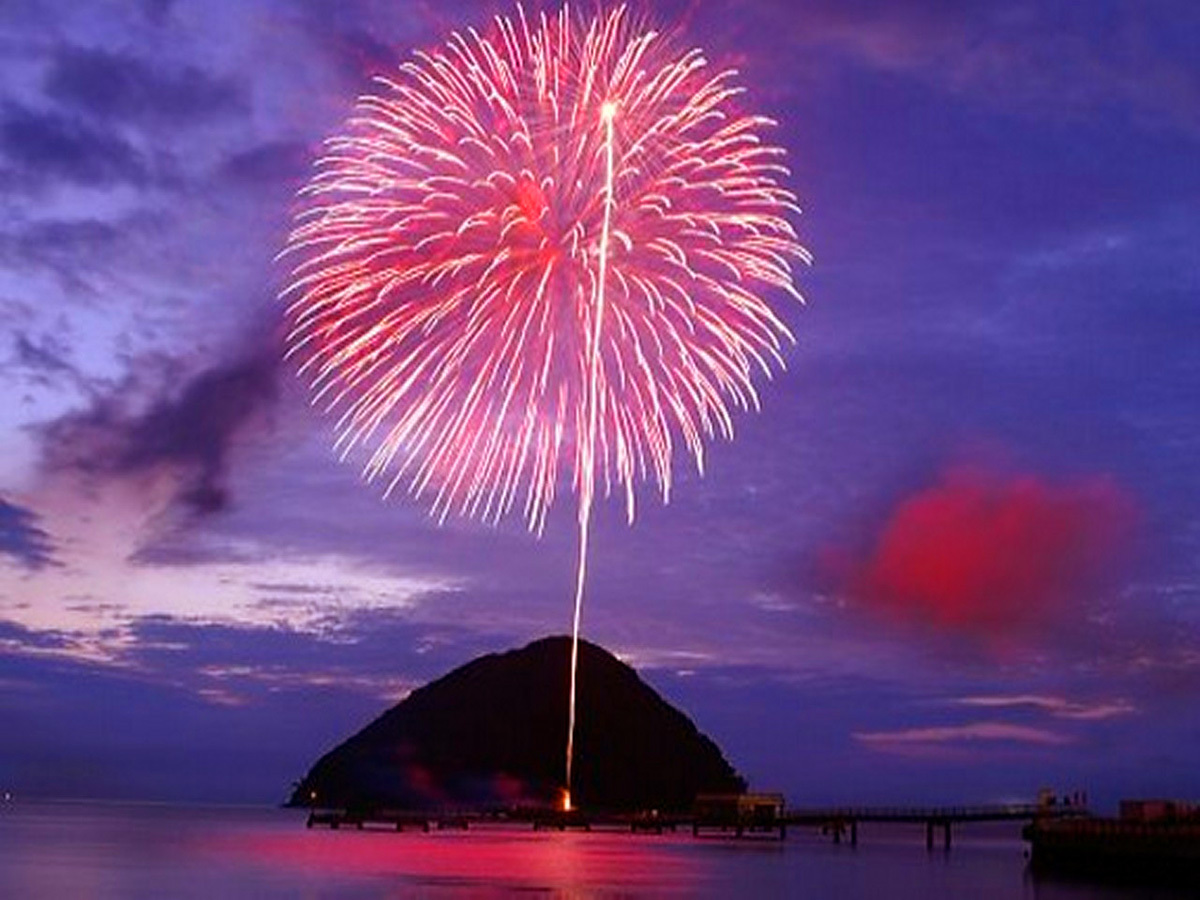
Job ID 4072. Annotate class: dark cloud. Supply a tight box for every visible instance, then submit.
[126,533,261,568]
[45,45,245,125]
[0,498,54,568]
[0,618,71,649]
[12,332,84,390]
[140,0,176,27]
[0,217,155,296]
[10,218,123,257]
[749,0,1200,134]
[219,140,312,188]
[286,0,443,87]
[313,26,404,85]
[828,467,1137,643]
[0,103,148,186]
[39,344,280,516]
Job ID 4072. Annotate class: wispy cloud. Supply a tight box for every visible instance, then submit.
[0,618,73,652]
[953,694,1137,721]
[767,1,1200,135]
[0,497,54,568]
[44,45,245,125]
[0,601,507,708]
[0,102,150,187]
[854,721,1072,749]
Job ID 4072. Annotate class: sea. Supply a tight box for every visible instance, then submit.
[0,802,1190,899]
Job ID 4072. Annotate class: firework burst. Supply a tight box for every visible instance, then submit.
[282,3,808,808]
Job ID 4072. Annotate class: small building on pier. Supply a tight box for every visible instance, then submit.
[693,792,786,837]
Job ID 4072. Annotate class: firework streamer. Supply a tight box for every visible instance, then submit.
[281,4,808,811]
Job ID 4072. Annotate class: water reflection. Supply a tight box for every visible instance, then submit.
[218,826,707,893]
[0,802,1184,899]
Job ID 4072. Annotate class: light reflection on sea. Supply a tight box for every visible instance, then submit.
[0,801,1187,899]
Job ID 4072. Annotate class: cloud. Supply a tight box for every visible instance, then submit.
[121,611,506,701]
[0,604,512,708]
[10,332,87,392]
[854,721,1072,750]
[38,343,279,516]
[0,498,55,568]
[833,467,1136,641]
[5,219,124,264]
[0,103,148,186]
[0,639,382,804]
[44,45,245,125]
[219,140,311,188]
[0,618,73,651]
[953,694,1137,721]
[0,215,160,297]
[765,0,1200,135]
[287,2,428,87]
[140,0,175,26]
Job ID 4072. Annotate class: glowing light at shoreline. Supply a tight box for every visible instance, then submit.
[281,3,807,806]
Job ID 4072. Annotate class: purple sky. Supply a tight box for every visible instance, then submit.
[1,0,1197,810]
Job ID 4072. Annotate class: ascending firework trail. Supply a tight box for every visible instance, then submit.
[280,4,808,811]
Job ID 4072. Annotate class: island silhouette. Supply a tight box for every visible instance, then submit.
[289,636,745,812]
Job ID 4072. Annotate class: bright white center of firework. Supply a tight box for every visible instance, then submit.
[600,100,617,121]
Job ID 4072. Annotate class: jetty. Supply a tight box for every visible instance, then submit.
[785,802,1084,849]
[304,792,1086,848]
[306,808,449,831]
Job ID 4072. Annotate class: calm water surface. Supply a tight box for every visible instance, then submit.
[0,802,1189,898]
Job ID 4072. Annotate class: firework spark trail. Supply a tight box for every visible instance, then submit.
[564,97,617,809]
[281,4,808,810]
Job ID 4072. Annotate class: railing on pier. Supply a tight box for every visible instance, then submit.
[784,803,1088,849]
[785,803,1077,823]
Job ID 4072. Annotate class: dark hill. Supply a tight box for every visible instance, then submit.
[288,636,744,812]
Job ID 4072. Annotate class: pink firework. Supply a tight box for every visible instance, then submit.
[282,4,808,808]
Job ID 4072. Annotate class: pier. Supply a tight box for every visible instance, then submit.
[785,803,1084,849]
[304,800,1084,849]
[308,809,419,831]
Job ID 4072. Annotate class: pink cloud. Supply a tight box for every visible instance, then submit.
[953,694,1137,721]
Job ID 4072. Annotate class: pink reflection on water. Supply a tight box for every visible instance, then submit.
[213,825,709,892]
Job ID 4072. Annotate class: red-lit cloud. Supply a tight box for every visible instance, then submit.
[839,468,1136,640]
